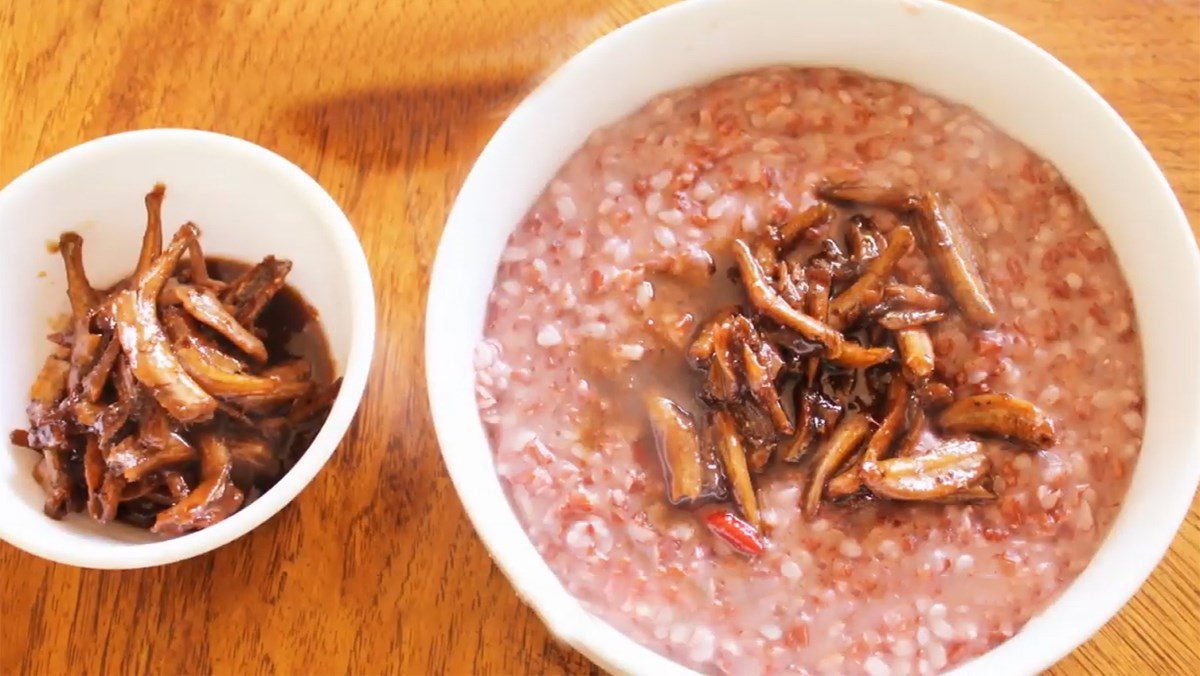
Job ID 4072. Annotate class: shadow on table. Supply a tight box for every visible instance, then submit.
[283,78,533,178]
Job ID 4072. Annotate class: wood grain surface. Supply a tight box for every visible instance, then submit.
[2,1,1197,674]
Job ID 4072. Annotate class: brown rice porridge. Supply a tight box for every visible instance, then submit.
[474,67,1143,675]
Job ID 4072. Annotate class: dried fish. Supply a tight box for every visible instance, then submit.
[135,184,166,277]
[817,172,915,211]
[805,264,832,324]
[227,380,315,415]
[831,342,894,369]
[164,472,192,500]
[111,224,217,422]
[647,396,709,505]
[775,261,807,310]
[740,341,792,435]
[80,337,120,402]
[760,328,821,362]
[138,400,174,450]
[172,284,268,362]
[893,406,928,458]
[687,307,736,366]
[107,433,196,483]
[70,398,105,427]
[173,344,283,397]
[83,436,106,519]
[731,400,779,473]
[803,264,833,385]
[846,215,882,270]
[713,410,760,526]
[223,256,293,325]
[828,225,915,329]
[916,381,954,409]
[702,316,743,403]
[896,327,935,383]
[736,238,891,371]
[753,234,781,275]
[883,283,948,311]
[94,361,137,449]
[119,475,173,504]
[33,449,75,518]
[827,377,909,497]
[939,393,1056,448]
[28,351,70,422]
[733,239,845,355]
[151,432,245,535]
[803,412,871,517]
[778,201,835,253]
[909,192,998,326]
[861,439,990,501]
[95,474,125,522]
[260,359,312,383]
[58,232,102,390]
[162,307,248,371]
[877,308,946,331]
[184,233,224,290]
[780,389,816,463]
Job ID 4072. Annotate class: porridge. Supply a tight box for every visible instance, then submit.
[474,68,1143,674]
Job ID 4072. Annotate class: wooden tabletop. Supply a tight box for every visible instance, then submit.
[2,1,1197,673]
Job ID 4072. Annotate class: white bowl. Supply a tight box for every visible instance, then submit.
[0,129,375,569]
[427,0,1199,673]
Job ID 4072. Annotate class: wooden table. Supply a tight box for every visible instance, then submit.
[2,1,1197,673]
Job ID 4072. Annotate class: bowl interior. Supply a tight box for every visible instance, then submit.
[428,0,1200,674]
[0,130,369,561]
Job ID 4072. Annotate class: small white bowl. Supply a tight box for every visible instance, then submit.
[427,0,1200,673]
[0,129,375,569]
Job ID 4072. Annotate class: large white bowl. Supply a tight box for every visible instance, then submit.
[0,129,376,569]
[427,0,1200,673]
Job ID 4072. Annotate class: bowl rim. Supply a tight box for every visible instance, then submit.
[0,128,376,569]
[430,0,1199,674]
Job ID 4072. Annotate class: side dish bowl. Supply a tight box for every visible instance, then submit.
[426,0,1199,673]
[0,129,375,569]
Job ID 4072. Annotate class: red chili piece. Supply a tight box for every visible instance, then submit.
[703,510,766,557]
